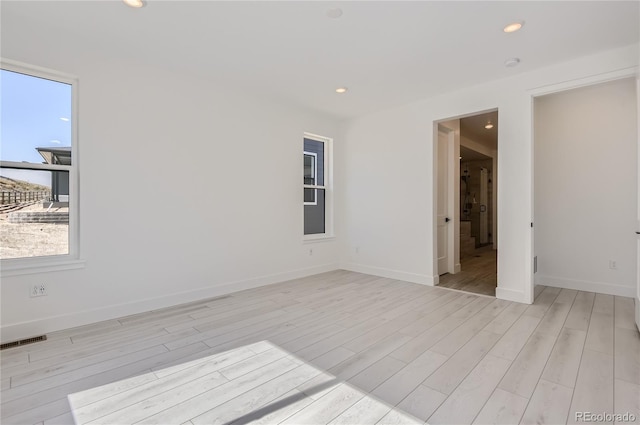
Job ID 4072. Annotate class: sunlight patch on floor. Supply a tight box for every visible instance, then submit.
[67,341,422,425]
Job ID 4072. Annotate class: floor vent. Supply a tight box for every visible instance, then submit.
[1,335,47,350]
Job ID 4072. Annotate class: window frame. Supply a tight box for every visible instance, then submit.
[303,132,334,241]
[0,59,84,276]
[303,151,318,205]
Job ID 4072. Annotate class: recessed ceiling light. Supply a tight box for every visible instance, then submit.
[504,57,521,68]
[335,87,348,94]
[485,121,494,130]
[123,0,145,8]
[503,21,524,33]
[327,8,343,19]
[60,117,69,122]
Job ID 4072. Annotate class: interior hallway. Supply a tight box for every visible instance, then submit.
[439,245,497,296]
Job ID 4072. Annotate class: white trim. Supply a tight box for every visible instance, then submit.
[303,234,335,243]
[303,132,333,144]
[535,274,636,298]
[0,58,78,83]
[0,262,339,343]
[0,60,81,270]
[496,286,528,303]
[303,151,318,205]
[1,259,86,277]
[636,75,640,331]
[339,262,435,286]
[527,66,638,97]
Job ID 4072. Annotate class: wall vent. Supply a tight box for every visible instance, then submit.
[1,335,47,350]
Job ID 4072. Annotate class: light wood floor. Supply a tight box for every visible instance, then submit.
[438,246,497,296]
[1,270,639,425]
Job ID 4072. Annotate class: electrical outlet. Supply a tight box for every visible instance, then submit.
[30,284,47,297]
[609,260,617,270]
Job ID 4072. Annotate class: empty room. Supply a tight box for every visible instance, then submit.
[1,2,639,424]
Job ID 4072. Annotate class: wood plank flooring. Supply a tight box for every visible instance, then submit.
[438,246,497,296]
[1,270,638,425]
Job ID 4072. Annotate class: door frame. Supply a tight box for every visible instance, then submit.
[435,123,460,277]
[637,76,640,331]
[433,110,497,285]
[528,67,638,307]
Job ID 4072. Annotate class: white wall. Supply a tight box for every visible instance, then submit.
[534,78,637,297]
[338,44,638,304]
[1,34,341,342]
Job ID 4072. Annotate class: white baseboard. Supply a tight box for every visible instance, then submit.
[339,262,435,286]
[454,263,462,274]
[496,287,528,303]
[1,263,339,344]
[535,274,635,298]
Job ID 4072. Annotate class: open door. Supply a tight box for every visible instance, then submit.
[437,127,449,274]
[436,122,460,276]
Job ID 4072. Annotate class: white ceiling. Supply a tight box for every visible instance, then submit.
[460,145,491,162]
[2,1,638,119]
[461,111,498,151]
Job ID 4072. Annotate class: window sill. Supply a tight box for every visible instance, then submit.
[303,234,336,243]
[1,258,86,277]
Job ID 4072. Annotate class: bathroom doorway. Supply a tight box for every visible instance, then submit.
[437,111,498,296]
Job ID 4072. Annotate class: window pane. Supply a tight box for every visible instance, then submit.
[0,168,69,259]
[303,139,324,186]
[1,69,72,164]
[304,188,316,204]
[304,188,325,235]
[304,154,315,184]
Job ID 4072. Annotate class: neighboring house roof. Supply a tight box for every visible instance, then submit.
[36,147,71,166]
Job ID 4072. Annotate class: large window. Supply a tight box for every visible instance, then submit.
[303,134,332,238]
[0,62,79,270]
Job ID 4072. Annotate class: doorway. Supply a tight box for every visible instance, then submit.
[435,111,498,297]
[533,78,637,302]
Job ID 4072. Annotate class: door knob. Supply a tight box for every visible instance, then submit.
[445,217,450,223]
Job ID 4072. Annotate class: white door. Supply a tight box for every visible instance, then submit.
[437,129,449,274]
